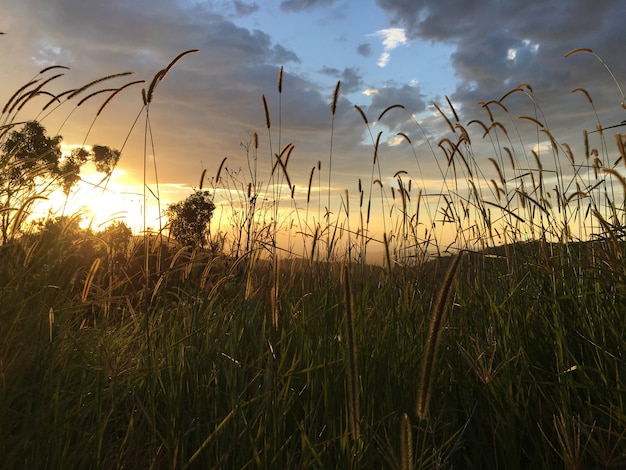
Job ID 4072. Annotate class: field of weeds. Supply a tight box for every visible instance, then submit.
[1,46,625,468]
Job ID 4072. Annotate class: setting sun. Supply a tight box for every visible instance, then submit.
[32,161,163,234]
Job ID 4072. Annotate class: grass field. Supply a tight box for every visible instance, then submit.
[1,48,626,469]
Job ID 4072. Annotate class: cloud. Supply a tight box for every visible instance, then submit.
[280,0,334,12]
[233,1,259,16]
[371,28,407,50]
[379,52,394,68]
[356,43,372,57]
[0,0,321,188]
[374,0,626,134]
[365,83,427,131]
[369,27,407,67]
[319,66,364,94]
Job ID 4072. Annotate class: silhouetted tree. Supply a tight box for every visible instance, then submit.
[0,121,121,243]
[165,189,215,248]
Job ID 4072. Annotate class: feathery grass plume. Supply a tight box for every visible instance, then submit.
[373,131,382,165]
[377,103,405,121]
[397,131,411,144]
[479,101,495,122]
[252,131,258,149]
[400,412,414,470]
[342,264,361,441]
[503,146,516,169]
[383,232,392,274]
[262,94,271,129]
[66,72,135,100]
[7,195,47,241]
[327,80,341,240]
[38,64,70,74]
[488,157,505,185]
[519,115,545,128]
[468,118,490,137]
[532,150,543,172]
[416,251,464,420]
[354,104,368,124]
[145,69,166,104]
[572,87,593,104]
[540,128,559,154]
[331,80,340,116]
[455,123,471,145]
[271,151,292,189]
[214,156,227,184]
[145,49,199,104]
[8,73,66,114]
[310,225,319,262]
[566,48,625,102]
[499,85,524,103]
[41,88,75,111]
[603,168,626,199]
[82,257,102,303]
[490,179,501,200]
[96,80,145,116]
[565,191,587,204]
[445,95,460,122]
[2,79,40,114]
[433,101,455,133]
[199,169,207,190]
[277,65,283,94]
[14,91,55,113]
[564,47,593,58]
[76,88,117,107]
[562,143,575,165]
[583,129,590,159]
[307,166,315,203]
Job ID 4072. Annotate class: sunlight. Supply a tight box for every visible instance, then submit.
[32,165,163,234]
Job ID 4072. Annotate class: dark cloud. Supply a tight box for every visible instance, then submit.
[319,66,364,94]
[0,0,315,186]
[272,43,300,64]
[233,1,259,16]
[280,0,334,12]
[366,84,427,131]
[356,43,372,58]
[376,0,626,137]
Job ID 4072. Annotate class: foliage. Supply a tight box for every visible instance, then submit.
[165,189,216,248]
[0,121,121,243]
[1,120,63,190]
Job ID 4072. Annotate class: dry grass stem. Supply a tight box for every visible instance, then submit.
[416,251,464,420]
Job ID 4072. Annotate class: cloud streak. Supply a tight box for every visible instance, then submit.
[370,27,407,67]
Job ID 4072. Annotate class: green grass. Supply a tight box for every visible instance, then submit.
[1,47,626,468]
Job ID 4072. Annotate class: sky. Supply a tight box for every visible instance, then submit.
[2,0,626,255]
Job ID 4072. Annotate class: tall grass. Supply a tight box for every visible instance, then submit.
[1,41,626,469]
